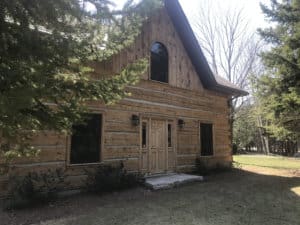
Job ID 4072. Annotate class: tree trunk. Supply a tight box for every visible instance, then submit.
[263,136,270,155]
[257,115,269,154]
[229,99,234,154]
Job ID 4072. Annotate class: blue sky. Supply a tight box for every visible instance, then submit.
[110,0,270,29]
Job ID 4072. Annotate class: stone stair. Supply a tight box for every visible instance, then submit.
[145,173,203,190]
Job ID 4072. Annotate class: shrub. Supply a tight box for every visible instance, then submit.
[195,158,232,176]
[86,162,144,194]
[195,158,210,176]
[232,143,238,155]
[6,174,36,208]
[5,169,65,209]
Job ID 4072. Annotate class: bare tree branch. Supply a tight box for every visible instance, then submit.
[191,0,262,104]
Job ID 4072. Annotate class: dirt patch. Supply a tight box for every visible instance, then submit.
[0,167,299,225]
[0,188,147,225]
[240,165,300,178]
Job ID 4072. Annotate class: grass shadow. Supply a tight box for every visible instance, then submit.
[0,168,299,225]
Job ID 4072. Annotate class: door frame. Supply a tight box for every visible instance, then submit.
[139,114,177,175]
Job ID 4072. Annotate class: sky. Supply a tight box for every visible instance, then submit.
[180,0,270,30]
[110,0,270,30]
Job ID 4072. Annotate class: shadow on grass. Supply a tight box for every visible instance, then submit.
[0,168,299,225]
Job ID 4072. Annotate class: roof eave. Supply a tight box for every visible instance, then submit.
[164,0,248,97]
[212,85,249,97]
[164,0,216,88]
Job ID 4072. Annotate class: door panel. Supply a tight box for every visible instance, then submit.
[168,149,175,170]
[140,118,176,174]
[150,119,166,173]
[141,152,148,171]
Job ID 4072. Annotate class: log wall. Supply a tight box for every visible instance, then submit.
[0,8,232,198]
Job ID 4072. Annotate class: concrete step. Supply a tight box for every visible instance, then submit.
[145,173,203,190]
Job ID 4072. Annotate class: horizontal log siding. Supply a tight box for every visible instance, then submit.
[0,9,232,197]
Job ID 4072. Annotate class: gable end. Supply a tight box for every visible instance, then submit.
[164,0,248,96]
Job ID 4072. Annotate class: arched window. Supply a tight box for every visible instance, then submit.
[150,42,168,83]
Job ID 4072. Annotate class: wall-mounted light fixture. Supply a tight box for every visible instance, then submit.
[132,114,140,126]
[178,119,185,129]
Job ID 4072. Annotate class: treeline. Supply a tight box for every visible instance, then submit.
[233,102,299,156]
[233,0,300,156]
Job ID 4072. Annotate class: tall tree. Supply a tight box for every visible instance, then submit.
[191,1,262,153]
[258,0,300,137]
[233,103,259,151]
[0,0,161,163]
[192,0,261,100]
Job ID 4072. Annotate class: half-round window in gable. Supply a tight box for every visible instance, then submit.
[150,42,168,83]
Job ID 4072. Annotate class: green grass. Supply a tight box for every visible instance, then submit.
[12,169,299,225]
[2,167,300,225]
[234,154,300,170]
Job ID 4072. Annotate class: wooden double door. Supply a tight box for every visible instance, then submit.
[140,118,176,174]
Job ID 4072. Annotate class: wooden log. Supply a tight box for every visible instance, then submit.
[178,134,199,145]
[177,145,199,154]
[12,146,66,164]
[103,146,140,159]
[177,154,197,166]
[104,132,139,146]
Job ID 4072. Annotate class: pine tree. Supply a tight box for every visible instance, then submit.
[258,0,300,138]
[233,103,259,151]
[0,0,162,162]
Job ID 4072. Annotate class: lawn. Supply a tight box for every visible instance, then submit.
[1,155,299,225]
[234,154,300,170]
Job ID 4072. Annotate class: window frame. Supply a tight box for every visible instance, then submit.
[150,42,169,84]
[141,121,148,149]
[67,111,105,167]
[167,123,173,148]
[199,121,215,157]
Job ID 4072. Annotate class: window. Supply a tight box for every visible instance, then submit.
[200,123,213,156]
[70,114,102,164]
[150,42,168,83]
[168,123,172,147]
[142,122,147,148]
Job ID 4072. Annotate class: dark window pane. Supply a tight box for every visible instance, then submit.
[70,114,101,164]
[168,124,172,147]
[200,123,213,156]
[150,42,168,83]
[142,122,147,148]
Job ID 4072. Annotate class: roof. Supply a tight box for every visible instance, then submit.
[164,0,248,96]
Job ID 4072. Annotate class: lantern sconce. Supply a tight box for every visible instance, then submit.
[132,114,140,126]
[178,119,185,129]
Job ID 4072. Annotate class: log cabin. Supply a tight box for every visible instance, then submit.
[0,0,247,197]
